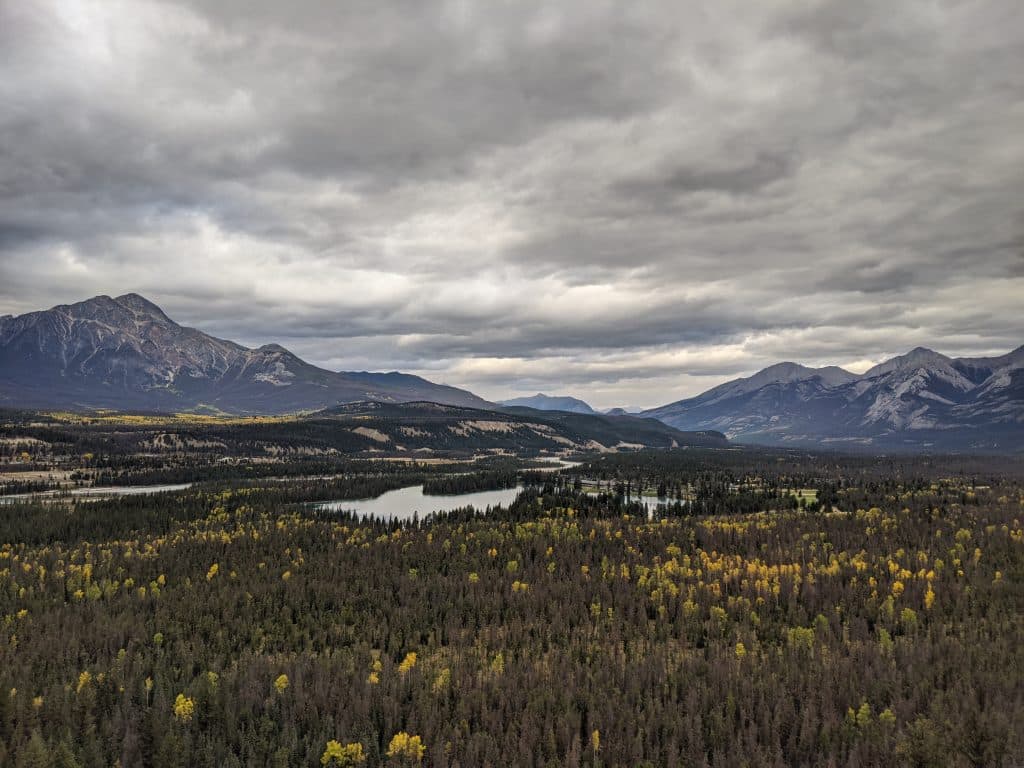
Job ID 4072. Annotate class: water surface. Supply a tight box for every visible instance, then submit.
[0,483,193,504]
[315,484,524,521]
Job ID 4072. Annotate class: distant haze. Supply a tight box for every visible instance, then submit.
[1,1,1022,409]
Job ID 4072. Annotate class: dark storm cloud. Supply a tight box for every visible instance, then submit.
[614,149,800,199]
[1,0,1022,408]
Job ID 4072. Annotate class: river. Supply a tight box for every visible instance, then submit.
[0,483,193,504]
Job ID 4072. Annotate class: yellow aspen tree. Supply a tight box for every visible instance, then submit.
[432,668,451,694]
[386,732,425,763]
[398,652,417,675]
[76,671,92,694]
[490,651,505,676]
[321,741,366,766]
[173,693,196,722]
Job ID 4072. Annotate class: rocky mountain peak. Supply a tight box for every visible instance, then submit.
[752,362,815,382]
[0,294,490,414]
[642,343,1023,451]
[864,347,951,378]
[113,293,175,323]
[254,343,291,355]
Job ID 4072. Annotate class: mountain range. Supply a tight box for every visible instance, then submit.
[499,393,597,414]
[0,294,489,413]
[1,294,1020,452]
[642,346,1024,452]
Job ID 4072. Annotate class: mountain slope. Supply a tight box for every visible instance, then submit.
[318,401,728,453]
[644,346,1024,452]
[499,393,597,414]
[0,294,489,414]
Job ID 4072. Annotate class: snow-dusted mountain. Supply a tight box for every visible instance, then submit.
[499,393,597,414]
[643,346,1024,452]
[0,294,490,414]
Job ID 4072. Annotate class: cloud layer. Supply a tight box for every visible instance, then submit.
[2,0,1022,408]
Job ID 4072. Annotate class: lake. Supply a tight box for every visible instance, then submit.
[0,483,193,504]
[314,484,524,521]
[583,488,690,517]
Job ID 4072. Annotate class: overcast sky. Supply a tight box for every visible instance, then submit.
[2,0,1022,408]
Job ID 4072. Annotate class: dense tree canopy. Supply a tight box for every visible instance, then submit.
[1,449,1022,766]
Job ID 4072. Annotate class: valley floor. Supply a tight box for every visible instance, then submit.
[0,445,1022,767]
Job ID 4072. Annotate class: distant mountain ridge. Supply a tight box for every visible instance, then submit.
[499,393,596,414]
[3,295,1018,451]
[0,294,490,414]
[643,345,1024,452]
[318,401,728,452]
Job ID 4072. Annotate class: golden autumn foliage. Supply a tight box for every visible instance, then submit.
[173,693,195,722]
[432,668,451,694]
[386,732,425,763]
[75,670,91,694]
[321,740,366,766]
[398,652,417,675]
